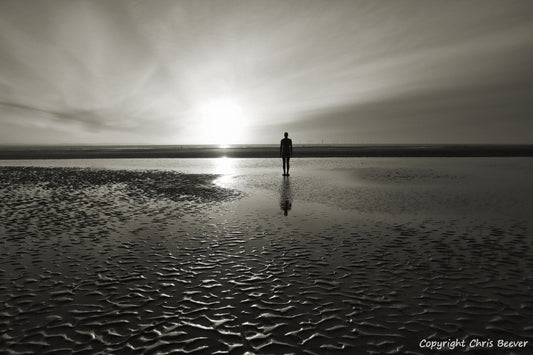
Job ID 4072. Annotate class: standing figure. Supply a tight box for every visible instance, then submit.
[280,132,293,176]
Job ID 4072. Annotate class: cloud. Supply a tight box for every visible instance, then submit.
[297,79,533,144]
[1,0,533,144]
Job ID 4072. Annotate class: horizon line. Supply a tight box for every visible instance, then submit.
[2,143,533,148]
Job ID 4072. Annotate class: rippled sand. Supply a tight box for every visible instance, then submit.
[1,163,532,354]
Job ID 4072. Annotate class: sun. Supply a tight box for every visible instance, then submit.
[198,99,245,147]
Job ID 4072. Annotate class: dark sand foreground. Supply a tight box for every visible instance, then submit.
[1,165,532,354]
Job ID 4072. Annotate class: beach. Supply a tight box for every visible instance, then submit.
[1,158,532,354]
[3,0,533,351]
[1,144,533,159]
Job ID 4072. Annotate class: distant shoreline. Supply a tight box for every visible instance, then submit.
[1,144,533,159]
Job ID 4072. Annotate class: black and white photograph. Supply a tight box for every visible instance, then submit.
[1,1,532,354]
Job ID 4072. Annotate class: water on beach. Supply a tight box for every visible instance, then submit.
[1,157,532,354]
[2,157,532,220]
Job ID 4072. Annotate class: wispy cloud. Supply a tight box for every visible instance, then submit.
[1,0,532,144]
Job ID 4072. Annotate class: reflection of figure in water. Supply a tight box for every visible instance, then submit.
[280,132,293,176]
[279,177,293,216]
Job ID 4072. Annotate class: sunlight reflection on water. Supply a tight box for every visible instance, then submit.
[213,156,235,175]
[2,157,533,220]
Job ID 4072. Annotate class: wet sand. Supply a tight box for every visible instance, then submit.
[1,161,532,354]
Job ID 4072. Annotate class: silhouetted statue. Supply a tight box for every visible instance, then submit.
[280,132,293,176]
[279,177,293,216]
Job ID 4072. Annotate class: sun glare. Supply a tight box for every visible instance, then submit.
[199,99,245,147]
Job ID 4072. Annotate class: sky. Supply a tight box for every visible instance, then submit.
[1,0,532,145]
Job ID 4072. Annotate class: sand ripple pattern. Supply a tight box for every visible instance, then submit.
[1,167,532,354]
